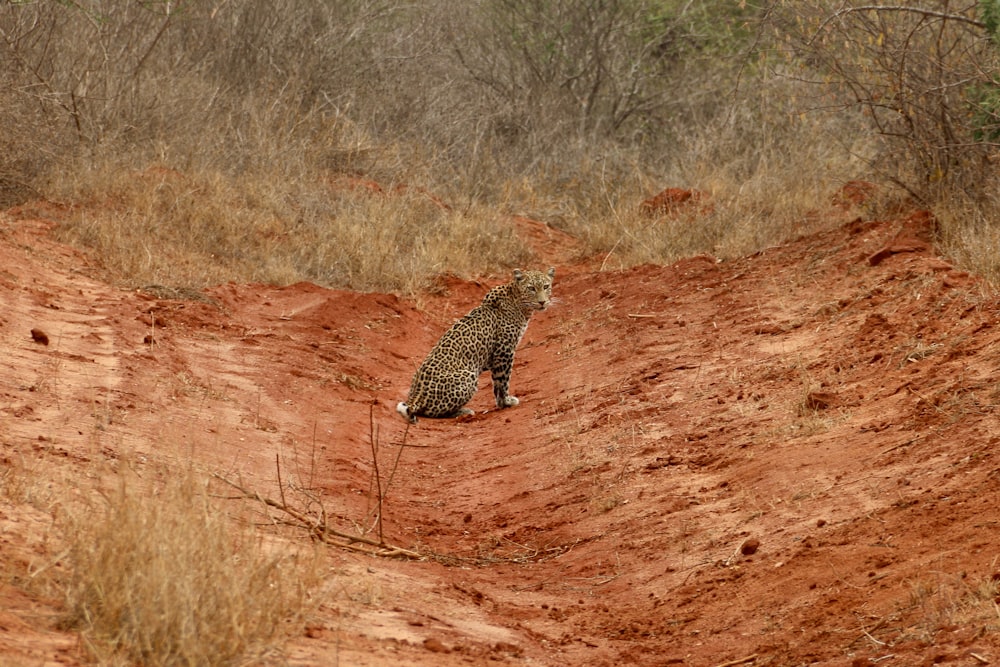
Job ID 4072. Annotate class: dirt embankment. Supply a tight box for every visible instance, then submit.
[2,195,1000,667]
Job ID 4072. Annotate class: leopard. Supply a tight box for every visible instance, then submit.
[396,267,555,423]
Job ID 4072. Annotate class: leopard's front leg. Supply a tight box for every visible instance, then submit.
[490,350,520,408]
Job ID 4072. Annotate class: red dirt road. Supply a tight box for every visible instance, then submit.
[2,198,1000,666]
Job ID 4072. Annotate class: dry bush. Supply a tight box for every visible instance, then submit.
[563,75,870,267]
[763,2,1000,286]
[0,1,872,291]
[62,470,319,667]
[766,2,1000,198]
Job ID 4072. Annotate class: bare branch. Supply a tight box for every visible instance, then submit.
[213,472,424,560]
[811,4,987,46]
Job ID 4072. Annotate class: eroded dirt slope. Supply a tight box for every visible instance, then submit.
[2,199,1000,667]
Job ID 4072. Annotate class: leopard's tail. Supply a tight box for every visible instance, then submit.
[396,402,418,424]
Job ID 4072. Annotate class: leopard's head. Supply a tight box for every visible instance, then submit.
[512,267,555,313]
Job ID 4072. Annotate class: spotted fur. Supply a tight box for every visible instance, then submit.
[396,267,555,423]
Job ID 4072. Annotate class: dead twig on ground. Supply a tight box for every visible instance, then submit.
[711,654,757,667]
[364,403,411,539]
[368,404,385,543]
[213,472,423,560]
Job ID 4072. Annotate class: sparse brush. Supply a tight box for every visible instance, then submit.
[935,191,1000,287]
[62,469,318,667]
[50,164,532,293]
[566,78,867,269]
[0,0,862,294]
[905,573,1000,641]
[6,0,1000,292]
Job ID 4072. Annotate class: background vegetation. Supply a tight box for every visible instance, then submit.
[0,0,998,287]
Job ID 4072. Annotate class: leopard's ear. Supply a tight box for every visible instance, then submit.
[513,268,525,281]
[547,267,555,279]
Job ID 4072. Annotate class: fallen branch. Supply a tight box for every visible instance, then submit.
[213,472,423,560]
[712,655,757,667]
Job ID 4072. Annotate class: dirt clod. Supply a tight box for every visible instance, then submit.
[423,638,449,653]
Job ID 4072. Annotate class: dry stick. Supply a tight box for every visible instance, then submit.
[861,627,888,647]
[28,548,72,581]
[276,453,287,509]
[289,482,330,540]
[363,418,379,534]
[309,421,318,488]
[213,473,422,559]
[369,403,385,545]
[382,419,410,495]
[599,238,622,272]
[811,4,987,41]
[711,655,758,667]
[363,407,414,537]
[723,538,750,567]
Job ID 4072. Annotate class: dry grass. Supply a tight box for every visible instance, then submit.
[0,1,870,295]
[935,193,1000,287]
[42,125,846,294]
[62,469,319,667]
[0,452,34,507]
[0,453,66,603]
[904,572,1000,643]
[49,165,531,293]
[2,1,999,292]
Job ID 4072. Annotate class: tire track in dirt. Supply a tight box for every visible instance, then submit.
[0,220,135,457]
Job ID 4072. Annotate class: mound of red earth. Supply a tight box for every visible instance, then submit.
[2,198,1000,666]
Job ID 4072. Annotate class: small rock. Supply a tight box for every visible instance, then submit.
[423,637,449,653]
[741,538,761,556]
[30,328,49,345]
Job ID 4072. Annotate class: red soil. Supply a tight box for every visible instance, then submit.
[2,193,1000,666]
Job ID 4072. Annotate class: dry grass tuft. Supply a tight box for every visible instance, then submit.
[50,165,531,293]
[935,193,1000,288]
[62,470,319,667]
[905,572,1000,642]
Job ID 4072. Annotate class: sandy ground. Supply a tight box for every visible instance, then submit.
[2,190,1000,667]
